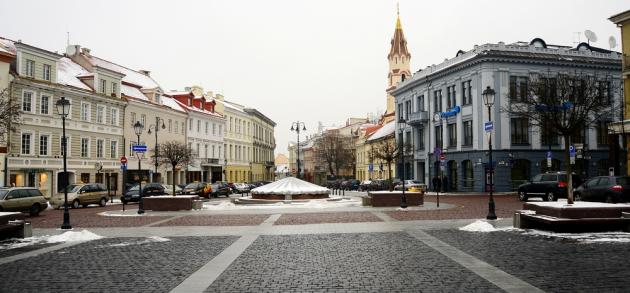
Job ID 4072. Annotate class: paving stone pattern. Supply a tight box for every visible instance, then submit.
[427,229,630,293]
[0,241,58,258]
[0,236,237,293]
[387,195,522,221]
[28,204,173,228]
[205,232,503,293]
[156,214,269,226]
[274,212,383,225]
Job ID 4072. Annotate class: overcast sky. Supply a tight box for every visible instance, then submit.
[1,0,627,156]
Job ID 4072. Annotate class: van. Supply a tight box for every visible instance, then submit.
[50,183,109,209]
[0,187,48,216]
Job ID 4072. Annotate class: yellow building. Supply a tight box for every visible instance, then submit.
[609,10,630,175]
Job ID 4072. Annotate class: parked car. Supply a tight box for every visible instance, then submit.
[574,176,630,203]
[210,183,231,197]
[342,180,360,190]
[234,183,251,193]
[358,180,372,191]
[122,183,167,203]
[161,184,183,195]
[394,180,427,191]
[0,187,48,216]
[181,182,212,198]
[517,172,583,201]
[51,183,109,209]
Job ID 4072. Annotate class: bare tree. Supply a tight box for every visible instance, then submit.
[503,71,618,203]
[314,131,354,178]
[0,88,21,145]
[155,141,193,196]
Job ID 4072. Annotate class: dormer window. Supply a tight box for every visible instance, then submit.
[43,64,51,81]
[154,92,161,103]
[25,59,35,77]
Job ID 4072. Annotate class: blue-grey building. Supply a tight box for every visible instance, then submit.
[391,39,622,192]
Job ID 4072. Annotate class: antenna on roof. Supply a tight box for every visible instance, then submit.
[584,30,597,45]
[608,36,617,50]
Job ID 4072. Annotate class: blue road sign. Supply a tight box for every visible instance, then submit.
[546,151,552,159]
[368,163,373,172]
[434,147,441,157]
[569,145,576,157]
[484,121,493,132]
[132,144,147,152]
[120,163,127,171]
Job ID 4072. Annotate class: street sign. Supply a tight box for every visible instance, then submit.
[368,163,373,172]
[434,147,441,158]
[120,164,127,171]
[120,156,128,164]
[546,151,552,159]
[569,145,576,156]
[132,145,147,152]
[547,158,552,168]
[484,121,493,133]
[570,156,576,165]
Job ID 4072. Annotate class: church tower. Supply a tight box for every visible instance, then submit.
[384,5,411,122]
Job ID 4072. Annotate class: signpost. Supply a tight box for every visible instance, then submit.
[546,151,552,168]
[569,145,576,165]
[132,145,147,153]
[484,121,493,132]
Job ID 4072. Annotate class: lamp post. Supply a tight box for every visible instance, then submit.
[147,117,166,183]
[398,118,408,209]
[482,86,497,220]
[249,162,252,183]
[290,121,306,179]
[133,121,145,215]
[56,96,72,230]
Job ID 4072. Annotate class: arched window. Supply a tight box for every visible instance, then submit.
[462,160,474,188]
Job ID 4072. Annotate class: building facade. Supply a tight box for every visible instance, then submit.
[609,10,630,175]
[246,108,276,181]
[219,99,253,183]
[392,39,622,192]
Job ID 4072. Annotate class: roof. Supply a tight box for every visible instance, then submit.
[81,53,160,90]
[367,121,395,141]
[609,9,630,24]
[173,99,223,118]
[161,96,187,113]
[388,11,410,59]
[223,100,246,113]
[0,37,16,56]
[251,177,329,195]
[56,57,92,91]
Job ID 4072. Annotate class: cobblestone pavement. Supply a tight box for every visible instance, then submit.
[0,236,237,293]
[387,195,522,221]
[426,229,630,293]
[274,212,383,225]
[155,214,270,226]
[205,233,503,293]
[0,240,57,258]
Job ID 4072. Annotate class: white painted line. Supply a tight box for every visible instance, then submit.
[406,230,544,293]
[372,211,398,222]
[143,215,185,227]
[261,214,281,226]
[170,234,258,293]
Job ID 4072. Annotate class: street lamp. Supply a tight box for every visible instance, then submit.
[249,162,252,183]
[482,86,497,220]
[147,117,166,183]
[56,96,72,230]
[290,121,306,179]
[398,118,408,208]
[133,121,145,215]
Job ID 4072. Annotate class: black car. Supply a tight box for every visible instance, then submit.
[342,180,360,191]
[517,172,582,201]
[210,183,231,197]
[574,176,630,203]
[122,183,166,204]
[181,182,211,198]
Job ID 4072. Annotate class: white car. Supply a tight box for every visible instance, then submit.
[161,184,182,195]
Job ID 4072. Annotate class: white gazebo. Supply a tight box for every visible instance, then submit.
[251,177,329,200]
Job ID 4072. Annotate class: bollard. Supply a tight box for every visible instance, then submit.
[342,189,345,196]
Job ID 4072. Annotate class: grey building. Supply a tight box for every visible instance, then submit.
[392,38,622,192]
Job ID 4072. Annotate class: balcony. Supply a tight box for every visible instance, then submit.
[407,111,429,126]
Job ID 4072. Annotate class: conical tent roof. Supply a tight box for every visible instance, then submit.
[251,177,329,195]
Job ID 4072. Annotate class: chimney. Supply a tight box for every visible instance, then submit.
[184,86,192,92]
[139,70,151,76]
[81,47,91,56]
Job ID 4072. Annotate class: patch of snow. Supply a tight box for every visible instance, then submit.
[105,236,170,247]
[527,200,630,208]
[522,229,630,243]
[367,121,395,141]
[47,230,103,243]
[459,220,497,232]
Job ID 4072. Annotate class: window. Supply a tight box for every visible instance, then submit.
[189,119,193,131]
[111,82,117,95]
[571,129,586,145]
[96,139,104,158]
[447,123,457,148]
[435,125,443,149]
[509,76,529,102]
[509,76,517,100]
[21,133,31,154]
[22,91,33,112]
[196,143,200,156]
[168,119,172,132]
[230,117,233,132]
[596,121,609,145]
[405,101,411,120]
[212,145,216,158]
[462,160,474,187]
[205,122,209,134]
[39,135,49,156]
[80,103,90,121]
[99,79,106,93]
[197,120,201,132]
[219,125,222,135]
[111,108,119,126]
[81,137,89,158]
[60,136,70,157]
[212,123,216,135]
[110,140,118,158]
[416,128,424,150]
[463,121,473,146]
[416,95,425,112]
[43,64,51,81]
[462,80,472,105]
[24,59,35,77]
[96,105,105,123]
[433,90,442,112]
[40,95,50,115]
[175,120,179,134]
[131,112,136,125]
[204,145,208,158]
[447,85,456,109]
[540,122,559,146]
[510,118,529,145]
[141,114,146,128]
[519,78,528,101]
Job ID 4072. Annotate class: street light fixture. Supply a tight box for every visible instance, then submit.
[397,117,408,209]
[290,121,306,179]
[482,86,497,220]
[133,121,145,215]
[56,96,72,230]
[147,117,166,183]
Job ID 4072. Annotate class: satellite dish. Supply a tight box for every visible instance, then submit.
[66,45,76,56]
[609,36,617,49]
[584,30,597,43]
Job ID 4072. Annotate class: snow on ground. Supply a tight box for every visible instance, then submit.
[522,230,630,244]
[100,236,170,248]
[459,220,501,232]
[0,230,104,250]
[526,199,630,208]
[202,197,361,210]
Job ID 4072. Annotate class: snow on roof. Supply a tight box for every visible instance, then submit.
[251,177,329,195]
[223,100,247,113]
[0,37,16,55]
[56,57,92,91]
[161,96,186,113]
[367,121,395,141]
[173,99,223,118]
[86,55,159,90]
[122,84,148,101]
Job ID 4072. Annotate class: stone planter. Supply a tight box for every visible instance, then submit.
[368,191,424,207]
[143,195,198,211]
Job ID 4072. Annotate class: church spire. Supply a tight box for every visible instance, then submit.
[388,3,410,60]
[396,2,401,29]
[384,3,411,121]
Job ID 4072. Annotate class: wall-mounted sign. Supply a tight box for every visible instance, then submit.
[440,106,461,119]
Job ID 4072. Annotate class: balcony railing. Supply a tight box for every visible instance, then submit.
[407,111,429,126]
